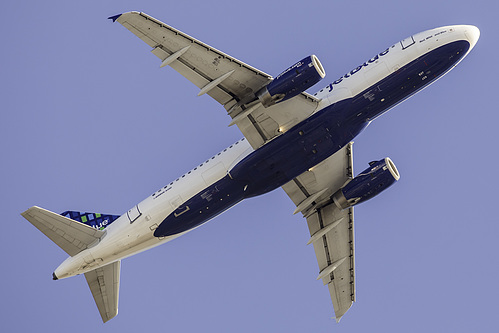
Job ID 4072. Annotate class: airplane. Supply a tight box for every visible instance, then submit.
[21,11,479,323]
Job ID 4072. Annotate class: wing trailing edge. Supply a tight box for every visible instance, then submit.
[281,143,356,321]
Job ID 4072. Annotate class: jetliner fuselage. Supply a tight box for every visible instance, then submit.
[52,25,479,284]
[155,38,472,237]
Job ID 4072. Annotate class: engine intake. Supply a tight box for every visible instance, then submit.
[333,157,400,210]
[257,55,325,107]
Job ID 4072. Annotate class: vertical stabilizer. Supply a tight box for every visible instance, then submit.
[60,211,121,230]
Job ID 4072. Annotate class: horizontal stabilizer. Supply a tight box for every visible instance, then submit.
[21,206,105,257]
[85,261,121,323]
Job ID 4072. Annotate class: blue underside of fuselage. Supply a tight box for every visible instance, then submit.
[154,40,470,237]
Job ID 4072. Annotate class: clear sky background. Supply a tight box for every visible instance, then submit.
[2,1,497,332]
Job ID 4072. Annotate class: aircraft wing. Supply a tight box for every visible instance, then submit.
[85,261,121,323]
[112,12,320,149]
[281,142,355,322]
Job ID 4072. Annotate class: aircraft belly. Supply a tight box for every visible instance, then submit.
[154,176,247,237]
[228,41,471,198]
[357,40,471,122]
[153,41,471,239]
[229,99,361,197]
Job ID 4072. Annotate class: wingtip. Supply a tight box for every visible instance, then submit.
[108,14,122,22]
[20,206,37,218]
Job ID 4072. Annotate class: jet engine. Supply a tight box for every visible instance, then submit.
[333,158,400,210]
[257,55,325,107]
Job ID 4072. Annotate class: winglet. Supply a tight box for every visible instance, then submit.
[108,14,122,22]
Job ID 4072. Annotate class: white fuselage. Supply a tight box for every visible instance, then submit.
[54,25,479,279]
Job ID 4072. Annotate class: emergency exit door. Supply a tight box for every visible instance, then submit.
[127,205,141,223]
[400,36,415,50]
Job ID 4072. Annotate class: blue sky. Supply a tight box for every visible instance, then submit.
[2,1,498,332]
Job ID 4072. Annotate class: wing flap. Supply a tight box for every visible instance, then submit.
[282,143,353,214]
[85,261,121,323]
[281,143,355,321]
[116,12,271,105]
[307,205,355,322]
[113,11,321,149]
[21,206,105,257]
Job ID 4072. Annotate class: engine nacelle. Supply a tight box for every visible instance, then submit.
[333,158,400,210]
[257,55,325,107]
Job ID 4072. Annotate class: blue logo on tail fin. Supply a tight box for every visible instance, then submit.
[60,211,121,230]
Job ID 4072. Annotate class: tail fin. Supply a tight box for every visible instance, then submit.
[21,206,112,257]
[60,211,121,231]
[22,207,122,323]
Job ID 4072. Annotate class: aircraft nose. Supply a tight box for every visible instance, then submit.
[464,25,480,49]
